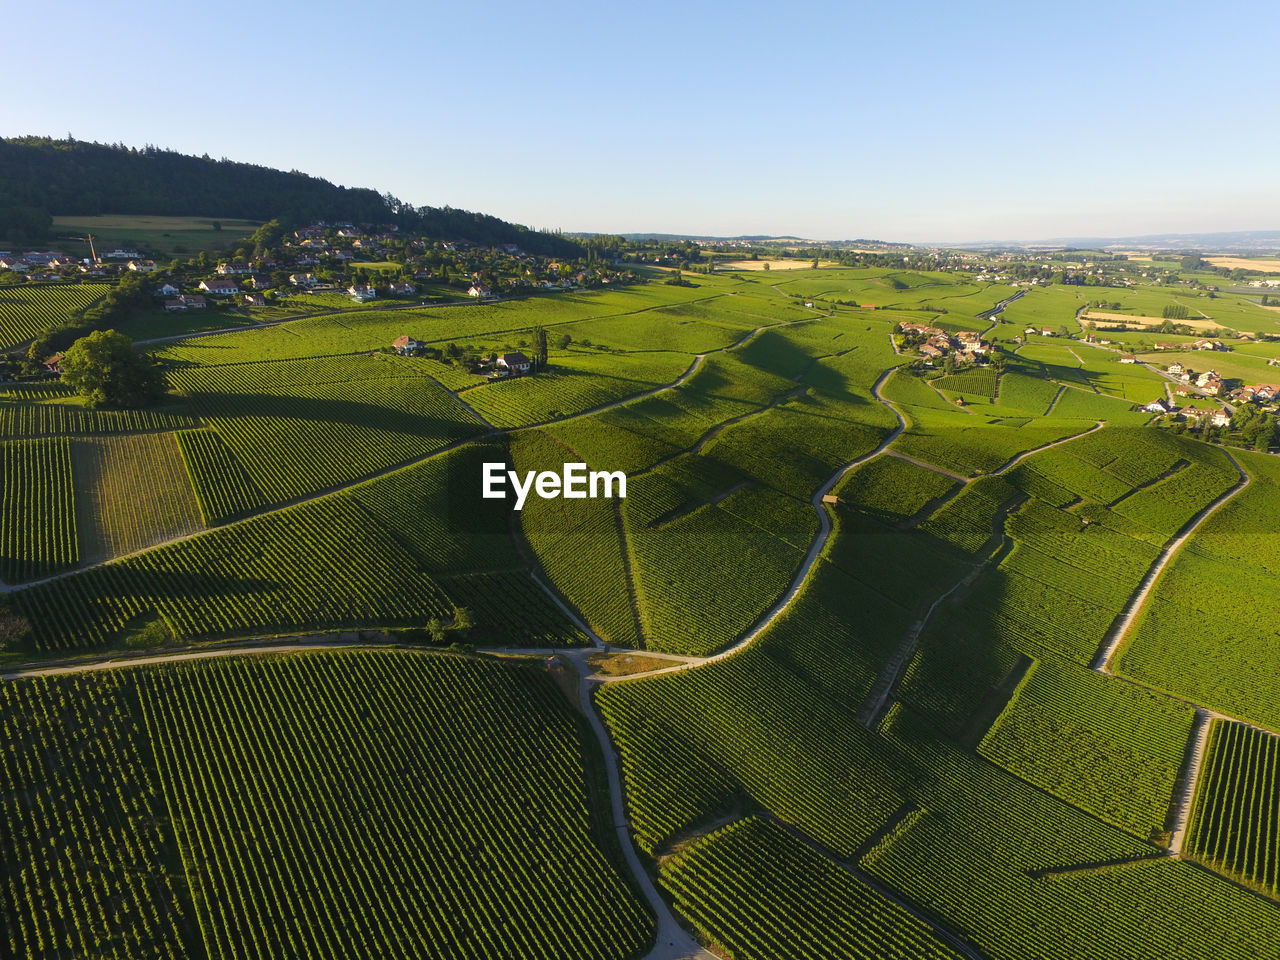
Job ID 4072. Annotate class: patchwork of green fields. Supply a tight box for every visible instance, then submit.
[5,265,1280,959]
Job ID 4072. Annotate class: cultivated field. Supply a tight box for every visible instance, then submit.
[4,262,1280,959]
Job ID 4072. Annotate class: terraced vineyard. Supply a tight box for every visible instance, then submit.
[175,428,269,524]
[72,433,203,561]
[0,673,198,959]
[171,355,487,502]
[5,261,1280,960]
[0,283,108,349]
[660,817,963,959]
[1185,720,1280,896]
[0,652,652,959]
[979,659,1195,837]
[0,438,78,582]
[10,496,455,651]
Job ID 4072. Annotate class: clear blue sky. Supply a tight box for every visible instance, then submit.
[7,0,1277,243]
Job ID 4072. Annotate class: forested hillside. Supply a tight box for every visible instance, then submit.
[0,137,582,256]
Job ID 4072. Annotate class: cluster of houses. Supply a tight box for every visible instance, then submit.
[899,322,990,362]
[1161,362,1224,397]
[1141,399,1232,428]
[391,335,532,378]
[1153,339,1228,352]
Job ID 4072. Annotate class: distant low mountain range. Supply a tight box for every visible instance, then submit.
[937,230,1280,254]
[0,136,582,257]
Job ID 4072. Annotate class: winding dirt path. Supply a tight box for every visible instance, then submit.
[1089,450,1249,672]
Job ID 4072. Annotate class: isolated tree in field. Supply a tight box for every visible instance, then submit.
[812,258,819,270]
[558,332,572,350]
[762,262,770,272]
[61,330,166,408]
[532,325,548,369]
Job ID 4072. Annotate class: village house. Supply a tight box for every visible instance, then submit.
[163,298,187,312]
[104,247,141,260]
[1142,398,1171,414]
[1198,375,1223,396]
[181,294,208,309]
[347,284,376,302]
[216,262,253,275]
[154,282,180,298]
[1174,384,1194,398]
[1252,384,1280,402]
[43,353,64,375]
[392,335,425,355]
[496,351,532,375]
[0,257,30,272]
[1182,407,1232,428]
[199,278,240,296]
[1167,362,1186,376]
[1119,354,1137,364]
[244,293,267,307]
[289,273,319,288]
[468,283,493,298]
[389,282,416,296]
[1193,339,1225,351]
[127,259,157,273]
[251,276,274,290]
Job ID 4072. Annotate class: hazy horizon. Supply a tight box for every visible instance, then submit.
[8,0,1277,243]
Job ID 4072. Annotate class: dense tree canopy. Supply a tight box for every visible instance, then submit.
[0,137,583,257]
[60,329,166,408]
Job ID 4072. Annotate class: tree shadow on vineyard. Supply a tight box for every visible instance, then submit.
[179,389,480,439]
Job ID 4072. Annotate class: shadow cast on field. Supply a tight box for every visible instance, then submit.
[180,389,482,440]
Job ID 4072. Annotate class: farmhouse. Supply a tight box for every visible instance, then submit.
[199,279,240,296]
[1167,362,1186,376]
[392,335,424,355]
[468,283,493,298]
[496,351,532,375]
[1182,407,1231,428]
[1142,398,1171,414]
[1193,339,1225,351]
[1119,354,1137,364]
[43,353,64,375]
